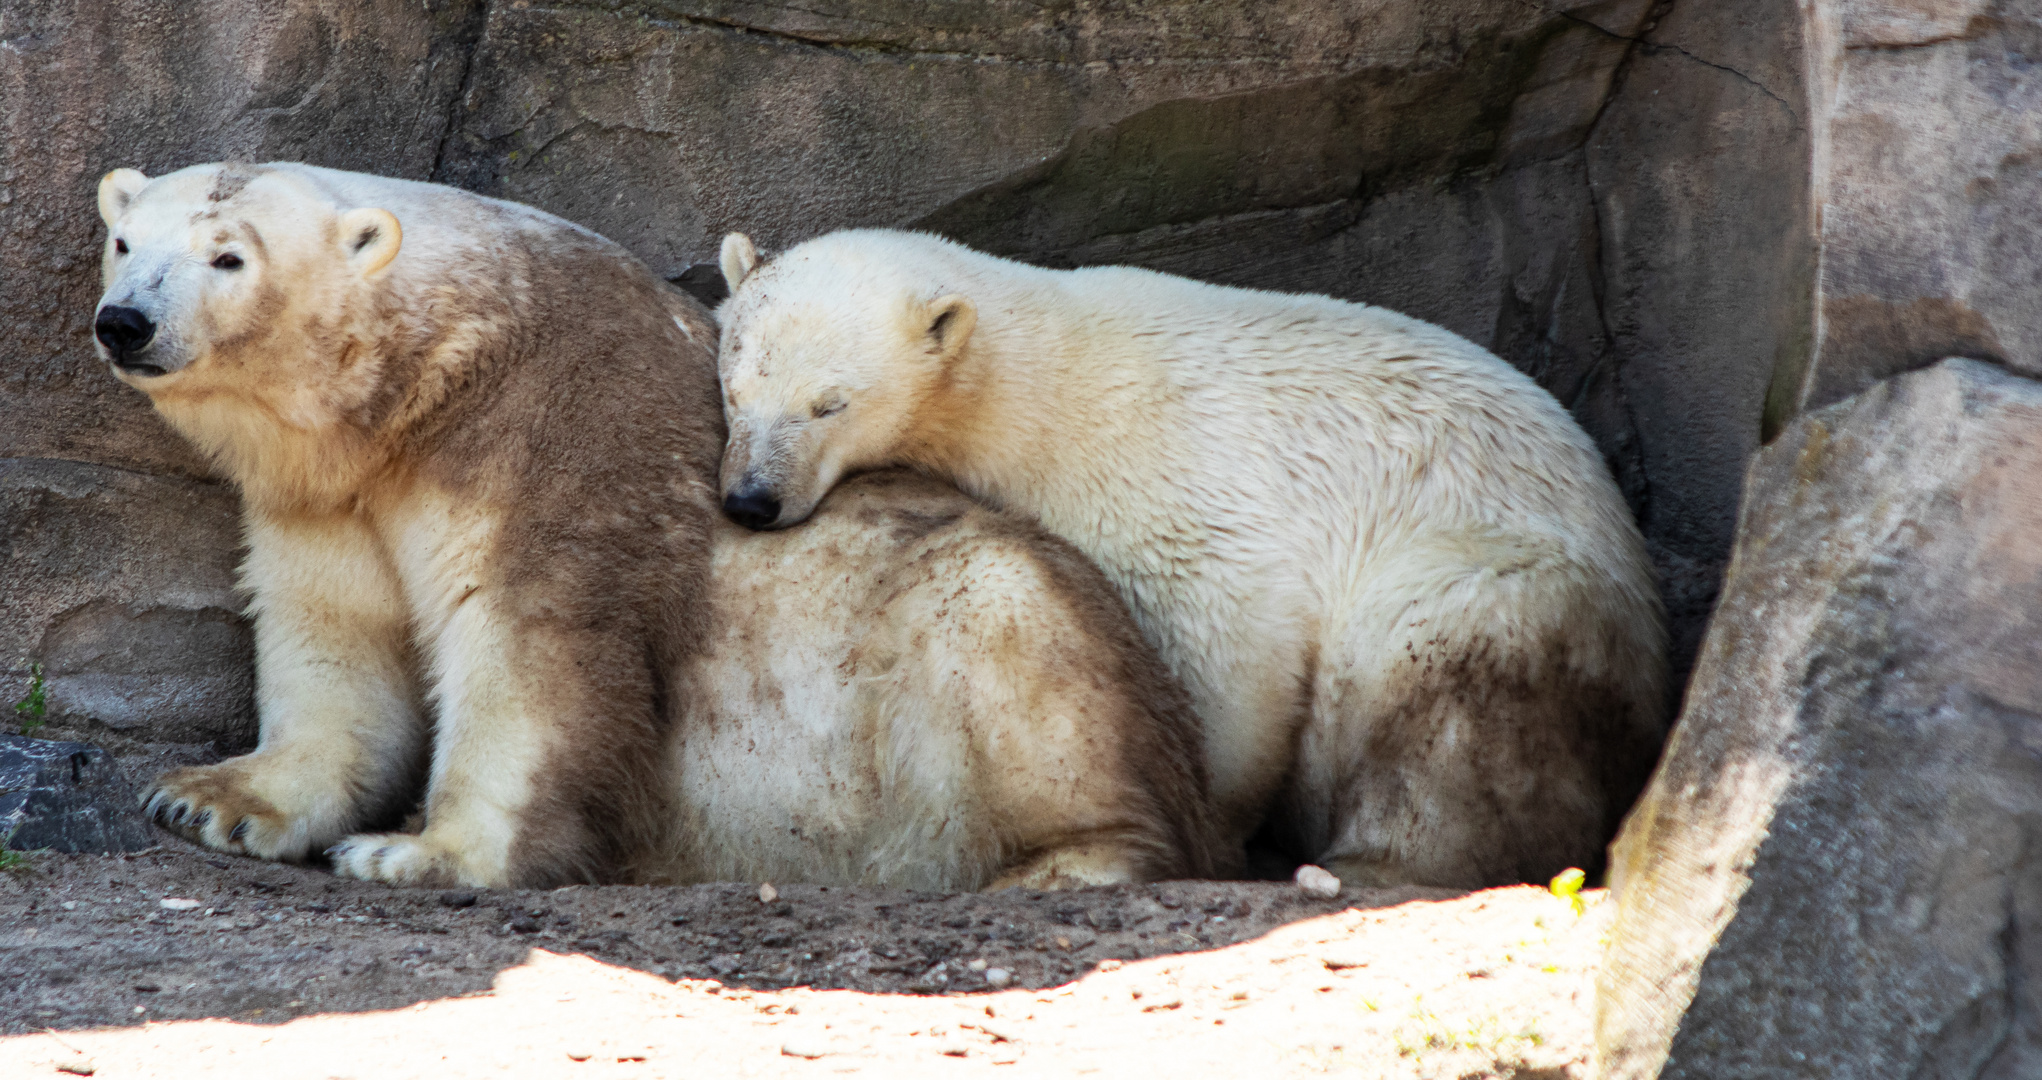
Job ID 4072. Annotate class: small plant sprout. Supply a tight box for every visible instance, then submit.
[12,660,47,736]
[0,825,32,873]
[1549,866,1587,916]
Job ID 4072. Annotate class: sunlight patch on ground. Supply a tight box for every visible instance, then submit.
[6,886,1607,1079]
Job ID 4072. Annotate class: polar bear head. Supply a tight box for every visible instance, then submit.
[92,164,401,391]
[714,230,977,530]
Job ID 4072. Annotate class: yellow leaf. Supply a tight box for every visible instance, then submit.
[1549,867,1588,916]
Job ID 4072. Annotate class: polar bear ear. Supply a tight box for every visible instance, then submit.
[720,232,760,290]
[97,168,151,227]
[338,208,403,278]
[923,294,978,364]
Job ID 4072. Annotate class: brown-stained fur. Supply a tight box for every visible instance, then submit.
[1275,631,1662,889]
[817,471,1225,882]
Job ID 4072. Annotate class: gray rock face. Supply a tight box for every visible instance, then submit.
[1,734,158,853]
[1777,0,2042,417]
[1597,358,2042,1079]
[1584,0,1817,677]
[0,459,252,747]
[0,0,1819,739]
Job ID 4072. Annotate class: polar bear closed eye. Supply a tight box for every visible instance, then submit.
[99,164,1224,890]
[714,227,1669,889]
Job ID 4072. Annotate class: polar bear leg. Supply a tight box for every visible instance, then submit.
[327,584,554,887]
[328,577,663,889]
[140,511,426,861]
[985,842,1151,891]
[326,487,676,889]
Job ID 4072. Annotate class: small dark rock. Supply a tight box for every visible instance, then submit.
[507,916,540,934]
[0,735,157,853]
[438,891,477,909]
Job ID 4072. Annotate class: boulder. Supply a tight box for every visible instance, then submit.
[1,734,157,853]
[1597,358,2042,1079]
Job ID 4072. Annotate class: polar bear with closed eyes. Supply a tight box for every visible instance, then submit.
[94,163,1224,889]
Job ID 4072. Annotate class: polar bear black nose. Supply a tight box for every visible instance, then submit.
[723,488,783,531]
[95,305,156,362]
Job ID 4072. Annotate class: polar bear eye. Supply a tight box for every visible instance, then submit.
[211,253,244,271]
[114,238,128,255]
[811,400,846,420]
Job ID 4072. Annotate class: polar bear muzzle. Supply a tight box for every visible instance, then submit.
[93,304,161,375]
[721,483,783,531]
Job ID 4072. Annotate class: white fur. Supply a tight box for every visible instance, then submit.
[715,229,1668,886]
[326,488,547,886]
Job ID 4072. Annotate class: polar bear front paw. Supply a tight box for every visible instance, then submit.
[327,832,494,887]
[140,762,317,861]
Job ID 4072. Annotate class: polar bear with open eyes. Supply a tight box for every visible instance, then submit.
[95,163,1224,889]
[714,228,1670,889]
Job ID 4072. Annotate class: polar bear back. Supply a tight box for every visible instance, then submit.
[760,229,1642,596]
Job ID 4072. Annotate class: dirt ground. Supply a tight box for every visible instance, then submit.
[0,837,1609,1079]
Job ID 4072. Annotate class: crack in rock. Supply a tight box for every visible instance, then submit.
[1541,1,1796,117]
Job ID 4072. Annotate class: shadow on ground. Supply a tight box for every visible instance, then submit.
[1,837,1455,1034]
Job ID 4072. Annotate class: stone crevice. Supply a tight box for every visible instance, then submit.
[1844,15,1996,52]
[539,2,1088,67]
[1546,1,1794,117]
[429,1,495,185]
[1646,41,1793,115]
[1575,3,1654,525]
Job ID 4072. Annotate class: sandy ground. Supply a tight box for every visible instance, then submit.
[1,842,1607,1079]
